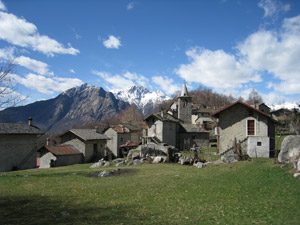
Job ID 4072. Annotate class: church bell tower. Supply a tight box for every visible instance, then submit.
[178,84,192,123]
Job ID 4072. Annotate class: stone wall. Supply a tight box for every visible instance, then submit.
[162,121,177,147]
[39,151,56,168]
[218,104,269,154]
[179,132,209,150]
[0,134,38,172]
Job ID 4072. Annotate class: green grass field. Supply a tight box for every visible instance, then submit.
[1,159,300,225]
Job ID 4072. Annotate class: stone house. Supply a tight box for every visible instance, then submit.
[211,100,276,158]
[144,84,209,150]
[104,123,141,157]
[0,118,44,172]
[38,145,83,168]
[59,129,109,163]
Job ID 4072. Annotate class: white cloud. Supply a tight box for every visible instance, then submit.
[176,47,261,90]
[0,47,15,60]
[11,73,83,94]
[152,76,181,95]
[103,35,121,49]
[0,0,6,11]
[0,12,79,56]
[70,69,75,74]
[258,0,290,18]
[127,2,135,10]
[123,71,148,87]
[14,56,53,76]
[237,14,300,94]
[92,70,148,90]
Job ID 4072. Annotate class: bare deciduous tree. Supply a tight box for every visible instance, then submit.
[0,62,23,109]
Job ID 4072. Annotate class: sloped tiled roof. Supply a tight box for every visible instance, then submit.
[113,126,129,133]
[180,123,208,133]
[0,123,43,135]
[211,100,270,118]
[144,112,182,123]
[44,145,82,156]
[62,129,109,141]
[121,123,141,131]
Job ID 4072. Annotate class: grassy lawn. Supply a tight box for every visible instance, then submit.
[1,159,300,224]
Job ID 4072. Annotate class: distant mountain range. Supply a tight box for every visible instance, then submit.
[111,86,170,114]
[0,84,170,133]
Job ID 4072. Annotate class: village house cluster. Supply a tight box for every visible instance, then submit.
[0,84,283,172]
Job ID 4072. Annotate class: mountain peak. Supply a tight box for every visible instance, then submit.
[111,85,170,114]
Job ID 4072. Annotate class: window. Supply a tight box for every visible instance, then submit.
[247,120,255,135]
[120,137,123,142]
[257,142,262,146]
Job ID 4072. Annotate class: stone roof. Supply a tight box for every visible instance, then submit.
[44,145,82,156]
[66,129,109,141]
[0,123,43,135]
[211,100,270,118]
[180,123,208,133]
[121,123,141,131]
[145,112,181,123]
[181,83,189,97]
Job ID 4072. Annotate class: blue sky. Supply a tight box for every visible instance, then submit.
[0,0,300,107]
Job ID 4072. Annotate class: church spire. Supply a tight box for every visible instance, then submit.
[181,83,189,97]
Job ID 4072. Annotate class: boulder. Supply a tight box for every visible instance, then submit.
[293,173,300,178]
[195,162,204,169]
[90,161,105,168]
[98,170,110,177]
[127,161,133,166]
[152,156,166,164]
[133,159,142,165]
[278,135,300,164]
[104,161,111,167]
[221,154,238,163]
[115,161,125,167]
[132,152,140,160]
[114,158,125,164]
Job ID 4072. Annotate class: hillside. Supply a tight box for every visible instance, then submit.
[0,84,129,133]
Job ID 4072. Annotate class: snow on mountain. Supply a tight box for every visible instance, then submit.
[111,86,170,114]
[270,102,300,111]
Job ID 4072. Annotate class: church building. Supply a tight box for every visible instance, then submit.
[143,84,209,150]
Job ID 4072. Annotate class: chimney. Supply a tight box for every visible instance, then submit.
[28,117,33,126]
[161,111,164,118]
[46,138,50,146]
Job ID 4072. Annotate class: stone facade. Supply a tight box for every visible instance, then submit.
[104,127,131,157]
[59,129,109,163]
[144,84,209,151]
[0,134,38,172]
[212,101,275,158]
[39,147,83,168]
[0,121,43,172]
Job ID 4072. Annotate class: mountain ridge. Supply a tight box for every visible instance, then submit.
[111,85,170,114]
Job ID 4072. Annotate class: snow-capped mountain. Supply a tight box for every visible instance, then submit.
[111,86,170,114]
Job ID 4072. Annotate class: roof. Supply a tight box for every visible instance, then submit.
[43,145,82,156]
[192,107,215,114]
[113,126,129,133]
[60,129,109,141]
[0,123,43,135]
[211,100,270,118]
[121,123,141,131]
[181,83,189,97]
[144,112,181,123]
[180,123,209,133]
[119,141,141,148]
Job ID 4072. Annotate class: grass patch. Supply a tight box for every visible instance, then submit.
[1,160,300,224]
